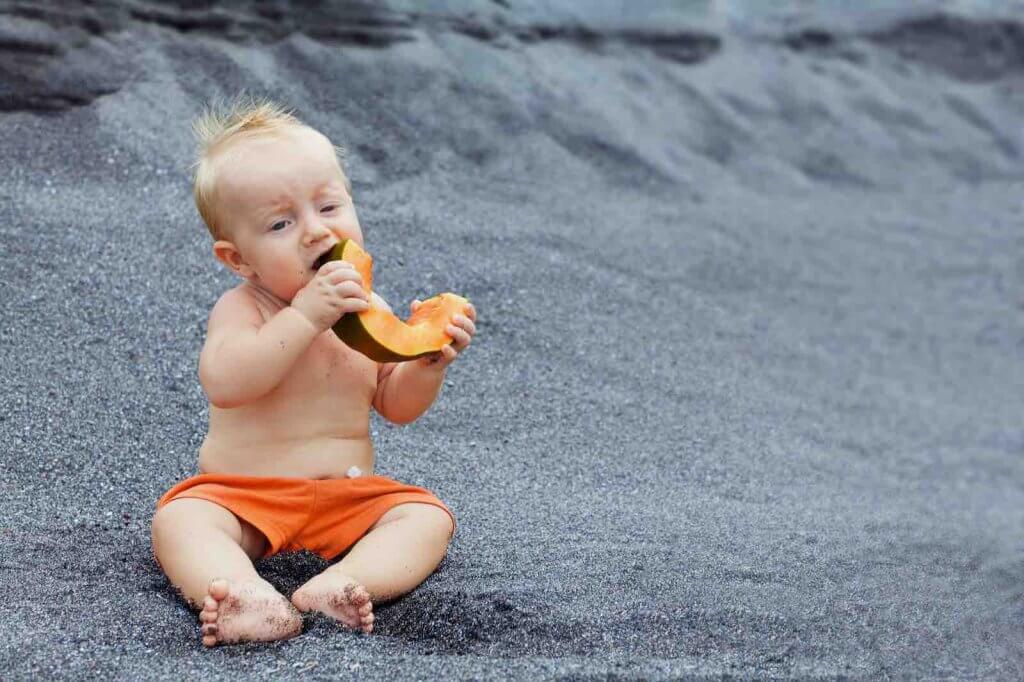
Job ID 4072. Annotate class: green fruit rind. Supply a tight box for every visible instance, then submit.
[332,311,435,363]
[326,239,467,363]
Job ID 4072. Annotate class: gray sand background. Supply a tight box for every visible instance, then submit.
[2,1,1024,678]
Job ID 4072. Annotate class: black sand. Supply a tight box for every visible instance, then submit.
[1,1,1023,678]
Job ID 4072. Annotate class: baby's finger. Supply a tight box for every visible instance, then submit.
[325,267,362,285]
[446,324,471,349]
[440,343,457,361]
[453,315,476,336]
[344,297,371,312]
[334,280,368,299]
[318,260,355,275]
[464,304,477,322]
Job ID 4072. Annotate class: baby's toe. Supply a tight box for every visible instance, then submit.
[199,578,230,647]
[345,583,370,606]
[208,578,230,601]
[201,621,219,648]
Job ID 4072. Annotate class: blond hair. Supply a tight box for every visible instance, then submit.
[191,95,345,240]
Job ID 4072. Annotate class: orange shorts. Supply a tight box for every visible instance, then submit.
[156,473,455,560]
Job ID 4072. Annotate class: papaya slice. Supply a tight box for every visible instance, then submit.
[326,239,471,363]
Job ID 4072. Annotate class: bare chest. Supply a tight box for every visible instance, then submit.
[275,331,378,404]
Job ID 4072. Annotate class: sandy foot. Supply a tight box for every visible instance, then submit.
[290,572,375,634]
[199,578,303,647]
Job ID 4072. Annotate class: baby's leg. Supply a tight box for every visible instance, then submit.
[151,498,302,646]
[291,502,453,633]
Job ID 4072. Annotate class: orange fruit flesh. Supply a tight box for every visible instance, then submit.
[327,240,470,362]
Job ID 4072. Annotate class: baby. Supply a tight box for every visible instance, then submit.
[151,98,477,647]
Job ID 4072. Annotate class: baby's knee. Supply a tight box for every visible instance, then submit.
[151,501,190,555]
[419,504,455,544]
[151,502,177,541]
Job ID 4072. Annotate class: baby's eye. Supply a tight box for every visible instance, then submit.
[321,204,339,213]
[270,220,289,231]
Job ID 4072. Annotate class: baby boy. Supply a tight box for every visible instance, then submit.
[151,98,476,647]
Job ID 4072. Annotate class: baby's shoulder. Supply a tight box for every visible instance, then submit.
[208,284,275,330]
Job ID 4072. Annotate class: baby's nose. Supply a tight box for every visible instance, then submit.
[305,220,332,242]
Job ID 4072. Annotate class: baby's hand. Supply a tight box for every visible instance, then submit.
[413,299,477,369]
[291,261,369,331]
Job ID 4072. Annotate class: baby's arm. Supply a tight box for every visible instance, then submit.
[200,262,367,407]
[199,291,319,408]
[373,297,476,425]
[373,359,446,425]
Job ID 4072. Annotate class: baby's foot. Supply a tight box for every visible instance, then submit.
[199,578,303,647]
[291,572,375,634]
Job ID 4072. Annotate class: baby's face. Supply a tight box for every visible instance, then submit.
[213,126,364,302]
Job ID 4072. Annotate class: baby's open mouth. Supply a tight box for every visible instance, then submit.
[312,246,335,271]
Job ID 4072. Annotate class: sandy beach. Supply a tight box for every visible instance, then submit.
[1,1,1023,678]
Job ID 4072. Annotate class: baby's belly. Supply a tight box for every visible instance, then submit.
[198,421,376,479]
[196,324,380,479]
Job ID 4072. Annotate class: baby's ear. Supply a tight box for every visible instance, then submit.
[213,240,255,277]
